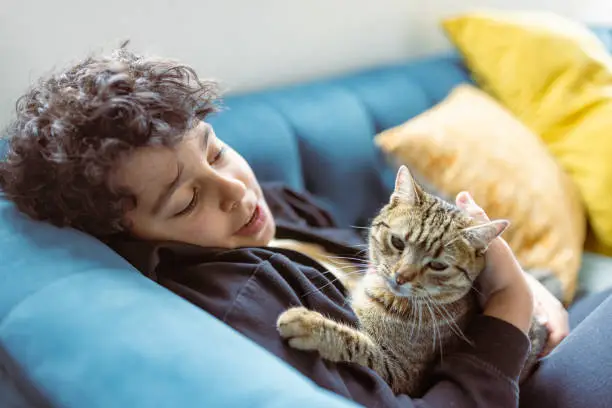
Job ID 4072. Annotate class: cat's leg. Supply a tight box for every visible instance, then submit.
[277,307,405,388]
[520,317,549,383]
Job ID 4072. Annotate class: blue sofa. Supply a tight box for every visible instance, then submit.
[3,48,612,407]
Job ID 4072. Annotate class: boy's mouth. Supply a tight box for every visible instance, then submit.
[235,203,266,237]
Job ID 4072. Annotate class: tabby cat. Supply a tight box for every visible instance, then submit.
[277,165,547,396]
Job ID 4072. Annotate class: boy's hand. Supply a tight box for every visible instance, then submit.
[456,192,534,334]
[524,273,569,356]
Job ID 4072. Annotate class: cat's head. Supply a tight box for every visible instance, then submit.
[368,165,509,304]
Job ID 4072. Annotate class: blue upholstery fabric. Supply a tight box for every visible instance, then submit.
[591,26,612,51]
[2,49,612,407]
[0,200,359,408]
[211,55,471,227]
[208,96,305,191]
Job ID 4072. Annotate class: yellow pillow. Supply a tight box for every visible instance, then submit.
[442,11,612,256]
[375,84,585,303]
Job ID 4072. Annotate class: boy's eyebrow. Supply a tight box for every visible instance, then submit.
[150,124,210,216]
[151,162,184,215]
[200,124,211,151]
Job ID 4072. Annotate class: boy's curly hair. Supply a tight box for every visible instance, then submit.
[0,45,219,237]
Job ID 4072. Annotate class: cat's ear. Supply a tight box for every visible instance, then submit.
[460,220,510,251]
[392,165,423,206]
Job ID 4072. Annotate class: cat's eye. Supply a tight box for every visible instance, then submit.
[427,261,448,271]
[390,235,405,251]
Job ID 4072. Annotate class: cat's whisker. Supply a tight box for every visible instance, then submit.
[300,283,341,298]
[469,284,485,299]
[300,270,366,298]
[434,310,443,362]
[425,294,472,346]
[423,299,437,352]
[423,294,447,323]
[409,297,417,340]
[437,321,444,363]
[349,243,370,248]
[325,255,369,263]
[425,299,440,356]
[327,263,368,272]
[326,263,370,272]
[445,317,471,345]
[428,298,458,334]
[443,237,460,247]
[344,268,369,276]
[331,268,368,279]
[446,319,471,346]
[417,301,423,340]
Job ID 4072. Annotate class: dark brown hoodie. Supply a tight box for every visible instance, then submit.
[111,183,529,408]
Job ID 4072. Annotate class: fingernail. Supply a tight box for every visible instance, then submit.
[536,314,549,325]
[459,192,474,205]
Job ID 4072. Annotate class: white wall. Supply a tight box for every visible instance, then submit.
[0,0,596,126]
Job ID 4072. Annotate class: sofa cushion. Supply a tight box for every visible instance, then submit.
[0,199,360,408]
[207,96,305,191]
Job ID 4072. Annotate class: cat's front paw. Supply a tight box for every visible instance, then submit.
[277,307,328,352]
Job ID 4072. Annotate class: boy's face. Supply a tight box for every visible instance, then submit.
[110,121,275,248]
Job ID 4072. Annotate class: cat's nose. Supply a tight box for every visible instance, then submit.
[395,274,410,286]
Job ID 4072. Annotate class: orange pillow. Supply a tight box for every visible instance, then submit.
[375,84,585,302]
